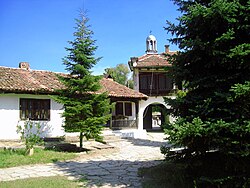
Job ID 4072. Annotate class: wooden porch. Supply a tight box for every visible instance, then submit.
[109,119,137,130]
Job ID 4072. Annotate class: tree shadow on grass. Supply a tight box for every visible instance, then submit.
[54,158,163,188]
[45,142,91,153]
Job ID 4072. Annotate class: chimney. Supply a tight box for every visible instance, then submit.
[165,45,170,53]
[104,74,113,80]
[19,62,30,70]
[131,57,138,63]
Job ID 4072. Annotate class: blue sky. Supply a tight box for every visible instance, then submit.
[0,0,180,75]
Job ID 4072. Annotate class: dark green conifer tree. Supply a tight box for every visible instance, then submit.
[164,0,250,157]
[56,13,112,148]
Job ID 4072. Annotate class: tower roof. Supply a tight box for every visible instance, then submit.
[134,54,171,68]
[146,34,156,41]
[146,34,157,54]
[129,44,177,71]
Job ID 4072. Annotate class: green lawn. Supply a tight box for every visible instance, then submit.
[0,176,86,188]
[0,148,77,168]
[139,161,191,188]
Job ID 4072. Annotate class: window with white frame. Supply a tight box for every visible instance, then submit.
[20,98,50,120]
[115,102,132,116]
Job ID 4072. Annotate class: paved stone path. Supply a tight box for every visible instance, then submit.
[0,132,166,188]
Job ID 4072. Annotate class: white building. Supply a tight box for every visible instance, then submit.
[128,34,176,131]
[0,35,176,140]
[0,63,147,140]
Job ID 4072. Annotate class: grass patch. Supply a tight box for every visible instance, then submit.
[0,176,87,188]
[139,152,250,188]
[0,147,77,168]
[139,161,192,188]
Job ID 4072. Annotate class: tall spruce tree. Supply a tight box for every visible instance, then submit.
[164,0,250,158]
[56,13,112,148]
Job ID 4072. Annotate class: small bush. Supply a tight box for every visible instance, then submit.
[16,121,44,155]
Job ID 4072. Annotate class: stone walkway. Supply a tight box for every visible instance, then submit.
[0,132,167,188]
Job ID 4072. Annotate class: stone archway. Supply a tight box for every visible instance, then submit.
[137,96,174,132]
[143,103,168,130]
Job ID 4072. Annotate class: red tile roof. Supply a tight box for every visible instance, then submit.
[0,66,63,93]
[136,53,172,68]
[0,66,147,100]
[100,78,147,99]
[129,51,177,70]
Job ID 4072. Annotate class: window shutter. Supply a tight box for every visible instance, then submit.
[115,102,124,116]
[19,99,50,120]
[125,103,132,116]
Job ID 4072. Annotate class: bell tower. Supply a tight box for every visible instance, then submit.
[146,33,157,54]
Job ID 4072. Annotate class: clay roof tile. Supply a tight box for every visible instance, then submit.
[136,53,172,68]
[0,66,147,100]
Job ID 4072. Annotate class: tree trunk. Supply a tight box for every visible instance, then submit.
[26,148,34,156]
[79,132,83,148]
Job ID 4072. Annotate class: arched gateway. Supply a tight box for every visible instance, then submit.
[137,97,174,131]
[143,103,168,130]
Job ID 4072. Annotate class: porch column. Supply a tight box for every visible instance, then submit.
[138,100,144,131]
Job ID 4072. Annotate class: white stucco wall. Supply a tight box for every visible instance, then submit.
[0,95,19,139]
[0,94,64,140]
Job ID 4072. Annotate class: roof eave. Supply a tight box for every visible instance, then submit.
[0,89,57,95]
[109,95,148,100]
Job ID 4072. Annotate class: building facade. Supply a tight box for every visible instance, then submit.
[128,34,176,131]
[0,63,147,140]
[0,35,177,140]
